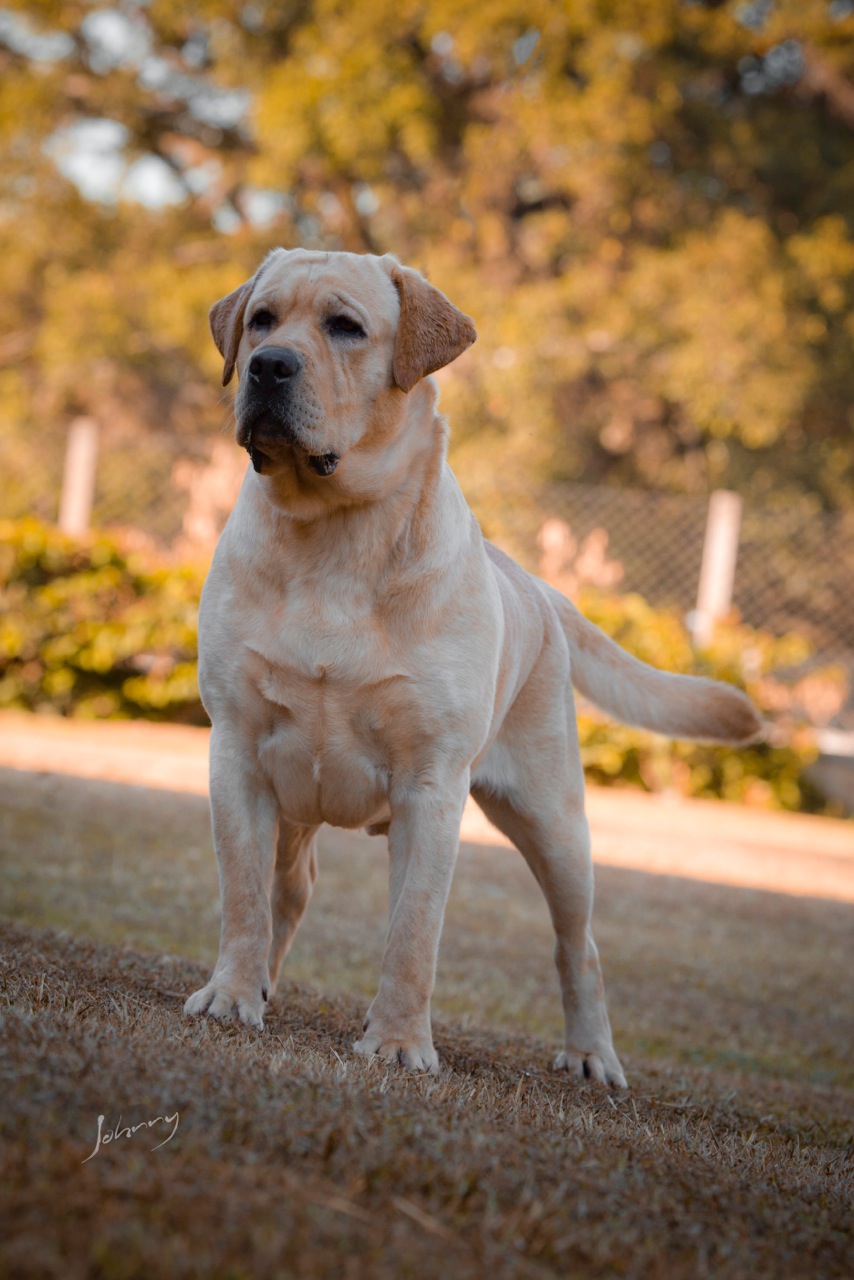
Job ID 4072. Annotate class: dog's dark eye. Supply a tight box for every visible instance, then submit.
[249,309,276,331]
[326,314,365,339]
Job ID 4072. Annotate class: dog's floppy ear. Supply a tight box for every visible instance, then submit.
[391,265,476,393]
[209,275,256,387]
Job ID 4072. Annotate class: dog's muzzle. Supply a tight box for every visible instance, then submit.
[240,345,339,476]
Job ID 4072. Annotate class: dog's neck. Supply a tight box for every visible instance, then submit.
[230,386,472,589]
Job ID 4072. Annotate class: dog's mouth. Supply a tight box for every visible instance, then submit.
[239,415,340,478]
[306,452,339,476]
[247,443,339,477]
[248,442,267,473]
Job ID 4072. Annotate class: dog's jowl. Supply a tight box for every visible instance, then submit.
[184,248,761,1085]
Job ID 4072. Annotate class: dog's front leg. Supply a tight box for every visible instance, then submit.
[184,727,278,1029]
[355,774,469,1073]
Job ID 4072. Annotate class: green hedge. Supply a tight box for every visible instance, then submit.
[0,520,833,812]
[0,520,205,723]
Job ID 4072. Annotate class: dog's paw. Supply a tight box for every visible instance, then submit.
[554,1046,627,1089]
[183,980,267,1030]
[353,1025,439,1073]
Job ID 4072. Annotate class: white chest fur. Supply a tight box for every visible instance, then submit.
[239,581,409,828]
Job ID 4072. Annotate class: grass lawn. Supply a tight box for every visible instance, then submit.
[0,766,852,1277]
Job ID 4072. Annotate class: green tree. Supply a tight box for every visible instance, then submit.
[1,0,853,550]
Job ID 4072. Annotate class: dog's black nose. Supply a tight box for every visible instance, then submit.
[247,346,303,390]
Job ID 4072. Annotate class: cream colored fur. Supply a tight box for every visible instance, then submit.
[184,248,761,1085]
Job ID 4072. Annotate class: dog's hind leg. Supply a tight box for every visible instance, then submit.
[268,820,319,997]
[472,773,626,1087]
[471,648,627,1087]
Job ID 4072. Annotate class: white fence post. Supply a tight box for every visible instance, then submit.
[58,417,99,535]
[691,489,743,647]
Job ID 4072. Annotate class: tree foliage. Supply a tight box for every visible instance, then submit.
[1,0,853,547]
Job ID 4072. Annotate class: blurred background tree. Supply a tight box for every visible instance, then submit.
[1,0,853,553]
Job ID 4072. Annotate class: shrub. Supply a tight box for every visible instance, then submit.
[0,520,205,723]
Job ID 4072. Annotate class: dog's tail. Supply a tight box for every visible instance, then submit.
[544,585,762,743]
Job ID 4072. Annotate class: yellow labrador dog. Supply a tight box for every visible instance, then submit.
[185,248,761,1086]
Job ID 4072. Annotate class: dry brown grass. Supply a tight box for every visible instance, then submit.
[0,765,852,1277]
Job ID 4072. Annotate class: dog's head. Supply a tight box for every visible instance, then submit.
[210,249,476,503]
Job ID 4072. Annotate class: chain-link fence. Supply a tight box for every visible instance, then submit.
[543,482,854,668]
[542,484,709,615]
